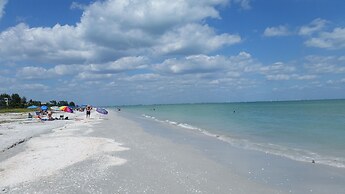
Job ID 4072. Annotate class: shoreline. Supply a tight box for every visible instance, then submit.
[0,110,344,193]
[120,111,345,193]
[141,113,345,169]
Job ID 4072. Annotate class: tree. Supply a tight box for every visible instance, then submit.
[50,100,57,106]
[10,93,21,108]
[69,101,76,107]
[58,101,68,106]
[0,93,11,107]
[28,99,41,106]
[0,93,76,109]
[21,96,27,107]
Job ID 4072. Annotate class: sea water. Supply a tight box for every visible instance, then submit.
[119,100,345,168]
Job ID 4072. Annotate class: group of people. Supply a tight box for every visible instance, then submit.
[75,105,93,118]
[28,105,93,121]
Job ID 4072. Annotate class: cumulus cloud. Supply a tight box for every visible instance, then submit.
[299,18,345,50]
[154,52,253,75]
[256,60,318,81]
[0,23,94,64]
[19,83,49,90]
[304,55,345,73]
[299,18,328,36]
[155,24,241,55]
[258,62,296,74]
[263,25,290,37]
[304,27,345,49]
[16,56,149,81]
[16,66,51,80]
[0,0,240,65]
[233,0,251,10]
[266,74,317,81]
[0,0,8,20]
[70,2,88,10]
[85,56,148,74]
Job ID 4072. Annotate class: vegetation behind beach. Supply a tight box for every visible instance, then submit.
[0,93,76,109]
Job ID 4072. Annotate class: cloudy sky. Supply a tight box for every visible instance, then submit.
[0,0,345,105]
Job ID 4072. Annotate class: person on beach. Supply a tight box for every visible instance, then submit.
[86,105,92,118]
[47,110,53,120]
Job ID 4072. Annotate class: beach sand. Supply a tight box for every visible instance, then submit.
[0,110,344,193]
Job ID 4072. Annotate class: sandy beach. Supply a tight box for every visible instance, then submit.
[1,110,345,194]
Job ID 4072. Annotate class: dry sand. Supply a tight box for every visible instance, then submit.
[0,111,129,193]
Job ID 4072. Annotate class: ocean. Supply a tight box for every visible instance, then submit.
[119,99,345,168]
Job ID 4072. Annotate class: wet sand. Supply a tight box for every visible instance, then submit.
[0,110,344,193]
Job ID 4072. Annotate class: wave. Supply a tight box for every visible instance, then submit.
[141,114,345,168]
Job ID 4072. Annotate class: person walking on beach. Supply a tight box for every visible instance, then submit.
[86,105,92,118]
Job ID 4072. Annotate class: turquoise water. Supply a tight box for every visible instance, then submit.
[119,100,345,168]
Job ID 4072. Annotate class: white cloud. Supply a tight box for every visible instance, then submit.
[119,73,160,82]
[266,74,316,81]
[0,0,8,20]
[76,72,113,80]
[0,23,94,64]
[0,0,240,65]
[299,18,345,50]
[154,52,253,75]
[266,74,290,80]
[86,56,148,74]
[17,83,49,91]
[299,18,328,36]
[16,56,149,81]
[156,24,241,55]
[263,25,290,37]
[233,0,251,10]
[70,2,88,10]
[16,66,50,80]
[16,65,80,80]
[52,65,79,75]
[258,62,296,75]
[296,75,317,80]
[304,55,345,73]
[304,27,345,49]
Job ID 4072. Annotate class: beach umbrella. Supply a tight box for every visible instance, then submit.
[50,106,60,111]
[96,108,108,115]
[59,106,73,113]
[27,105,38,109]
[41,105,48,111]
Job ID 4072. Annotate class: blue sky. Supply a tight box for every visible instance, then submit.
[0,0,345,105]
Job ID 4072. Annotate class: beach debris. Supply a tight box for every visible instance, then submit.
[0,187,8,193]
[2,137,32,152]
[312,160,315,164]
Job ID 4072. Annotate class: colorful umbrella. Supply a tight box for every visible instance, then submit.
[59,106,73,113]
[96,108,108,115]
[50,106,60,111]
[41,105,48,111]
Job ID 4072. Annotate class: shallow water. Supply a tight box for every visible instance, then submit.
[119,99,345,168]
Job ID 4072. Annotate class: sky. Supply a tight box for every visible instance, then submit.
[0,0,345,106]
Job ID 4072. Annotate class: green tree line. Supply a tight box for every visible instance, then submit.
[0,93,76,109]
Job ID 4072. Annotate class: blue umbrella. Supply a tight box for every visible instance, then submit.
[41,105,48,111]
[27,105,38,109]
[96,108,108,115]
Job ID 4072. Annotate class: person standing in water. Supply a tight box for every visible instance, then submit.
[86,105,92,118]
